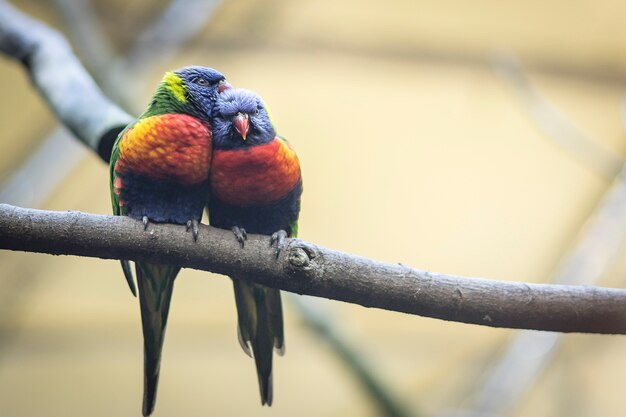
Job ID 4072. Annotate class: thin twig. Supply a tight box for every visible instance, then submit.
[119,0,223,76]
[51,0,116,77]
[288,295,417,417]
[492,51,623,179]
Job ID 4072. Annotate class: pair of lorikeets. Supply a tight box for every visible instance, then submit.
[109,66,302,416]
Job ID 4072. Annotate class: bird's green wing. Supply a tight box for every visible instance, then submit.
[109,125,130,216]
[109,130,122,215]
[109,125,137,296]
[288,221,298,238]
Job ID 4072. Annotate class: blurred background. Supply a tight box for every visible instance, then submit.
[1,0,626,416]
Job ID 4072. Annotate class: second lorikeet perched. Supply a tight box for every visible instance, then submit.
[209,88,302,405]
[110,66,230,416]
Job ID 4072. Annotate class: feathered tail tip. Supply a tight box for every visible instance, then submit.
[258,369,273,406]
[237,326,253,357]
[121,260,137,297]
[274,335,285,356]
[238,325,278,406]
[142,372,159,416]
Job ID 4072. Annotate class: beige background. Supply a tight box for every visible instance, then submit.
[1,1,626,416]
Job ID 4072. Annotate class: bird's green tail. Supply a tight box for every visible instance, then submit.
[136,262,180,417]
[232,277,284,406]
[120,260,137,296]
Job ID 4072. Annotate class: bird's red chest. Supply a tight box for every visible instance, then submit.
[116,113,212,185]
[210,138,301,206]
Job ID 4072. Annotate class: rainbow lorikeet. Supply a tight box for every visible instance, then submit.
[209,88,302,405]
[109,66,230,416]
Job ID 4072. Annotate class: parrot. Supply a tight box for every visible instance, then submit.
[208,88,302,406]
[109,66,230,416]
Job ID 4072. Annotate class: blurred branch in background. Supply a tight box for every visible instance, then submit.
[288,295,416,417]
[0,0,132,154]
[50,0,115,78]
[491,51,623,180]
[53,0,223,111]
[620,98,626,132]
[455,54,626,417]
[3,203,626,335]
[111,0,223,87]
[0,2,415,416]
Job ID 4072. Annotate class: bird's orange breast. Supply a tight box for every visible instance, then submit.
[210,138,301,206]
[117,113,212,185]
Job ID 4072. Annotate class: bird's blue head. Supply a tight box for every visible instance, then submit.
[150,66,231,120]
[212,88,276,150]
[174,66,231,120]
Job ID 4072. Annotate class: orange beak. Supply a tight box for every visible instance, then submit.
[233,113,249,141]
[218,79,232,93]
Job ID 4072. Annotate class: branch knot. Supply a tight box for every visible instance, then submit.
[287,240,319,269]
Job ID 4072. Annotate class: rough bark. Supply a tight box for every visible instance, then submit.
[1,203,625,335]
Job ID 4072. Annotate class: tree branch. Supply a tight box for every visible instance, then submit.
[1,1,625,342]
[0,0,133,158]
[1,203,625,335]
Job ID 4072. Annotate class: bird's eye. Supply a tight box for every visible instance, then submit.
[193,77,209,86]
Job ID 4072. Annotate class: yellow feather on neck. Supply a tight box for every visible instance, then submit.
[163,72,187,103]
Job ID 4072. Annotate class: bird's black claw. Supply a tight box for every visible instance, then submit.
[186,219,200,241]
[270,230,288,258]
[142,216,149,230]
[232,226,247,248]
